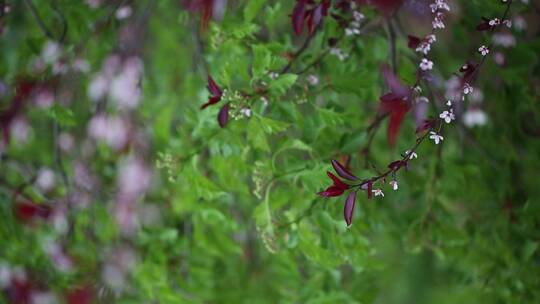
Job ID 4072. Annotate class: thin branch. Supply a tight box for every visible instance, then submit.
[387,19,397,73]
[280,24,321,74]
[24,0,55,40]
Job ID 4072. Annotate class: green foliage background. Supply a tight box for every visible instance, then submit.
[1,0,540,303]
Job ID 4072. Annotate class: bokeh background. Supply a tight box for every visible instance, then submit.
[1,0,539,303]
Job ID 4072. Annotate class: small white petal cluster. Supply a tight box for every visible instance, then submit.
[239,108,252,118]
[463,109,488,127]
[463,83,473,95]
[115,5,132,20]
[345,10,364,36]
[420,58,434,71]
[489,18,501,26]
[432,12,446,29]
[405,150,418,159]
[429,131,444,144]
[307,74,319,86]
[88,55,144,110]
[430,0,450,13]
[478,45,490,56]
[439,109,455,123]
[389,180,398,191]
[36,168,56,192]
[372,189,384,197]
[87,115,130,151]
[330,47,349,61]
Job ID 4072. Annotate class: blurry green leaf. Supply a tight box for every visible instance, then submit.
[269,73,298,94]
[47,104,75,127]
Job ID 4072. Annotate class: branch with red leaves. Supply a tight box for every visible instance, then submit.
[318,0,514,227]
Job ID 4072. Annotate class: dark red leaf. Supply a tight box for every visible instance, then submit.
[407,35,421,49]
[379,93,411,146]
[217,103,229,128]
[307,4,323,33]
[344,191,356,227]
[291,0,307,35]
[66,286,93,304]
[331,159,358,181]
[15,201,52,222]
[367,181,373,199]
[318,171,350,197]
[476,17,491,31]
[207,75,222,97]
[381,64,409,98]
[200,95,221,110]
[0,80,36,144]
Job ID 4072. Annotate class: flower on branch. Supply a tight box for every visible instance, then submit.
[429,131,444,144]
[439,109,455,123]
[372,189,384,197]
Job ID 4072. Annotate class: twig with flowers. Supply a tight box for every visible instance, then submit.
[317,0,514,227]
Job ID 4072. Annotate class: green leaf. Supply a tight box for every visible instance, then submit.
[256,114,290,134]
[269,73,298,94]
[252,44,271,78]
[243,0,266,22]
[47,104,75,127]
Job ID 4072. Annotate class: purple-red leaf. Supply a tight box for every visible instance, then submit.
[367,181,373,199]
[318,171,350,197]
[217,103,229,128]
[15,201,52,223]
[200,95,221,110]
[207,75,222,97]
[407,35,421,49]
[415,118,436,134]
[291,0,307,35]
[0,80,36,144]
[331,159,358,181]
[201,76,223,110]
[307,4,323,33]
[344,191,356,227]
[381,64,409,98]
[380,93,411,146]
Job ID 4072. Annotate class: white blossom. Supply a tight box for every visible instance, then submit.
[416,42,431,55]
[432,13,445,29]
[489,18,501,26]
[389,180,398,191]
[330,47,348,61]
[419,58,433,71]
[115,6,132,20]
[36,168,56,192]
[307,74,319,86]
[478,45,490,56]
[430,0,450,13]
[239,108,252,118]
[416,96,429,103]
[429,131,444,144]
[439,109,455,123]
[353,11,365,22]
[463,109,488,127]
[463,83,473,95]
[345,27,360,36]
[405,150,418,159]
[372,189,384,197]
[41,41,62,64]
